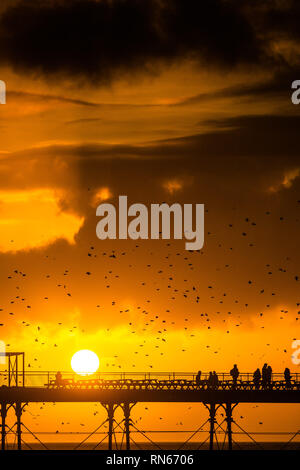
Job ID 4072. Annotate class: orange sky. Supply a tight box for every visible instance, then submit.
[0,0,299,445]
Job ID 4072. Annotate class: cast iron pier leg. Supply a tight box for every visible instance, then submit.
[123,403,131,450]
[1,403,7,450]
[15,402,22,450]
[225,403,233,450]
[107,403,114,450]
[209,403,216,451]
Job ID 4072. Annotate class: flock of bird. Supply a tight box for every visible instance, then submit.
[0,200,299,435]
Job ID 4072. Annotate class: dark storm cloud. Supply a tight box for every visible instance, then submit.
[1,113,299,195]
[8,90,99,106]
[0,0,262,83]
[172,74,294,107]
[6,113,300,165]
[1,113,299,215]
[76,114,300,161]
[254,0,300,41]
[194,114,300,158]
[63,113,300,198]
[8,89,161,108]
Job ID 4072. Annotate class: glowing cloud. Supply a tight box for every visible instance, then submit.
[91,187,112,207]
[0,189,84,253]
[282,168,300,188]
[163,179,183,195]
[269,167,300,192]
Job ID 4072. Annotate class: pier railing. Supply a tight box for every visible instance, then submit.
[0,371,299,388]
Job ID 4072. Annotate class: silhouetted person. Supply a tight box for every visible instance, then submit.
[262,363,268,388]
[230,364,239,387]
[196,370,201,386]
[253,368,261,390]
[267,365,272,388]
[208,372,213,388]
[55,371,63,387]
[212,371,219,389]
[284,368,291,388]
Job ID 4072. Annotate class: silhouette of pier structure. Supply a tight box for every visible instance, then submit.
[0,354,299,451]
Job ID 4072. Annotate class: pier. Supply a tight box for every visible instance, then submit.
[0,352,299,450]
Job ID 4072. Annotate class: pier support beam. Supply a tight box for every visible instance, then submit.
[208,403,216,451]
[107,403,114,451]
[15,402,22,450]
[123,402,131,450]
[225,403,233,450]
[1,403,7,450]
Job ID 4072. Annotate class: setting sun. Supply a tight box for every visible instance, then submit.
[71,350,100,376]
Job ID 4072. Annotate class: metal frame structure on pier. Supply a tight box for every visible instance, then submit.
[0,383,299,451]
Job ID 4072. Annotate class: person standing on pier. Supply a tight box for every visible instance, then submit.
[253,368,261,389]
[267,365,273,388]
[284,368,292,388]
[262,363,268,388]
[195,370,201,386]
[230,364,239,388]
[207,372,213,388]
[212,371,219,389]
[55,371,63,387]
